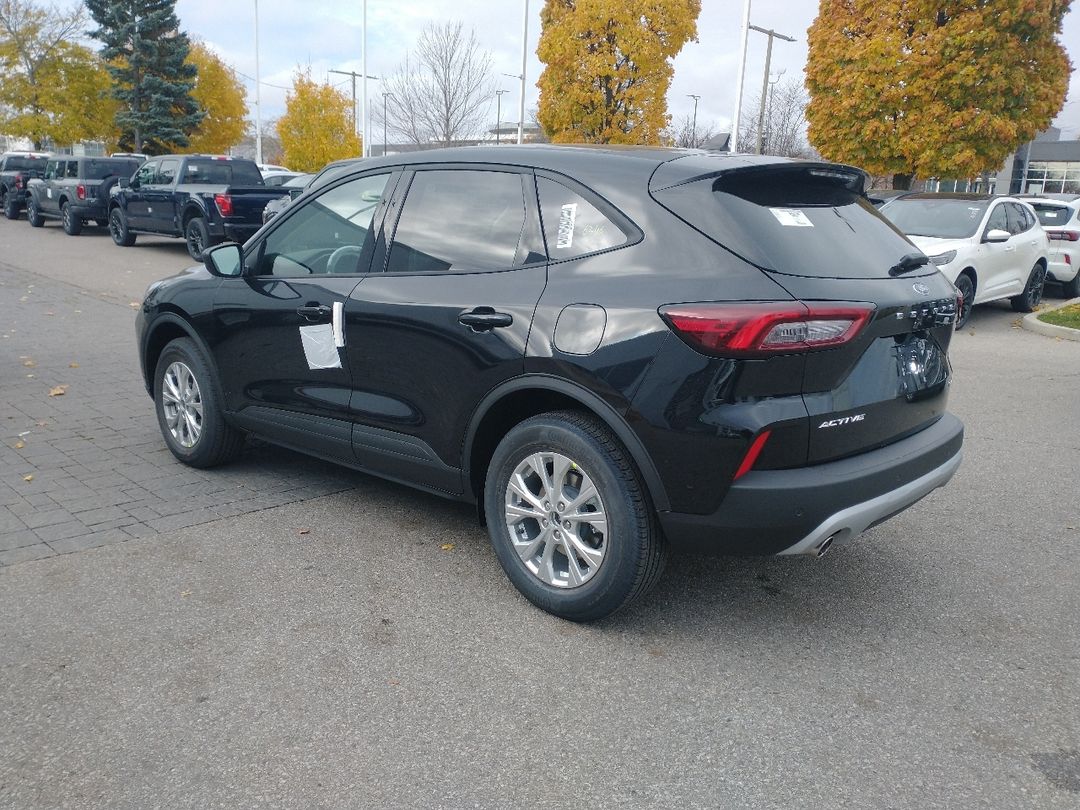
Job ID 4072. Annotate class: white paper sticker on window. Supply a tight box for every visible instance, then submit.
[769,208,814,227]
[299,323,342,370]
[556,203,578,248]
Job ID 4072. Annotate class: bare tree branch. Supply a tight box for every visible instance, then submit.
[738,76,814,159]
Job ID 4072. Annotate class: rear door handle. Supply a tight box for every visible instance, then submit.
[297,304,332,321]
[458,307,513,331]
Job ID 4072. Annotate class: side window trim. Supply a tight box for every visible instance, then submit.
[534,169,643,262]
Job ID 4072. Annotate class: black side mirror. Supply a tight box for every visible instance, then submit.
[203,242,244,277]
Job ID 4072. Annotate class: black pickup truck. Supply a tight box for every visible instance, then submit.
[107,155,280,259]
[1,152,50,220]
[26,155,143,235]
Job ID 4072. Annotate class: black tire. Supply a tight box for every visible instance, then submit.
[26,197,44,227]
[484,411,666,622]
[2,191,18,220]
[954,273,974,329]
[1010,263,1046,313]
[1062,271,1080,300]
[61,203,82,235]
[153,337,243,468]
[109,207,136,246]
[185,217,210,260]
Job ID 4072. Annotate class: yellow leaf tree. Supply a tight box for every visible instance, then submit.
[806,0,1073,188]
[186,41,249,154]
[277,69,361,172]
[536,0,701,144]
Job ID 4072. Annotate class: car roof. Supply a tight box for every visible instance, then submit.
[898,193,993,202]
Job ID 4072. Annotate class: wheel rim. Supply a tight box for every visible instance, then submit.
[957,279,973,326]
[187,222,203,255]
[1028,267,1045,308]
[110,212,123,241]
[504,451,608,589]
[29,202,37,220]
[63,206,72,229]
[160,361,204,448]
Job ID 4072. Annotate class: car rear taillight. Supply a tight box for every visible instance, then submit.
[14,175,23,189]
[214,194,233,217]
[76,184,86,200]
[658,301,874,358]
[1047,230,1080,242]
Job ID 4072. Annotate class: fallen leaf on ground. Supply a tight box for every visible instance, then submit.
[22,474,33,482]
[36,420,47,427]
[48,385,68,397]
[129,302,140,309]
[440,543,455,551]
[69,362,79,368]
[14,440,25,449]
[387,679,400,686]
[298,528,311,535]
[22,359,35,368]
[45,311,54,317]
[180,590,192,598]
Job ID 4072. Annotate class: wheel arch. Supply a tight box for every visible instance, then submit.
[463,375,671,515]
[181,203,205,228]
[141,313,217,398]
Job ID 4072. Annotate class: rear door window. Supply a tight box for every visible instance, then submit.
[64,161,79,179]
[536,177,630,259]
[386,170,527,274]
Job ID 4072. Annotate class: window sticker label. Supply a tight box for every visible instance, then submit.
[556,203,578,248]
[299,324,342,370]
[769,207,814,227]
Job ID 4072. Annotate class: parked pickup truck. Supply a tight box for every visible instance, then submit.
[1,152,50,220]
[107,155,280,259]
[26,155,143,235]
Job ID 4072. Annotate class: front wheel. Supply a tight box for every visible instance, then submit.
[484,411,666,622]
[62,203,82,235]
[153,337,243,468]
[109,207,136,246]
[954,274,974,329]
[1011,263,1046,313]
[185,217,211,260]
[26,198,44,227]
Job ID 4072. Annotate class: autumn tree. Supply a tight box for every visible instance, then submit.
[806,0,1073,189]
[381,21,493,146]
[0,0,116,148]
[186,41,248,154]
[86,0,203,153]
[536,0,701,144]
[277,69,361,172]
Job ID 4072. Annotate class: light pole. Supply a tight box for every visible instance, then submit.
[517,0,529,144]
[382,91,392,157]
[254,0,262,164]
[686,94,700,147]
[764,69,783,154]
[731,0,752,153]
[749,24,796,155]
[495,89,509,144]
[362,0,368,157]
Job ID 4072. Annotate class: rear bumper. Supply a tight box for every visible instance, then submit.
[658,412,964,556]
[1047,258,1078,283]
[69,201,107,220]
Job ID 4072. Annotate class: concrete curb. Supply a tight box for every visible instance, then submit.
[1022,296,1080,341]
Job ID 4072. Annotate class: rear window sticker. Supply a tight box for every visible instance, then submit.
[769,208,814,227]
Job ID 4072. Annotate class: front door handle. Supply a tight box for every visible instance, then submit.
[459,307,513,331]
[297,304,332,321]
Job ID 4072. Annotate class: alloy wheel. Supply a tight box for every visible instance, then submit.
[503,451,608,588]
[160,361,204,448]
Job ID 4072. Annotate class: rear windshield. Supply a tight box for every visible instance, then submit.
[1031,203,1075,227]
[85,159,141,180]
[182,159,264,186]
[653,166,922,278]
[881,198,989,239]
[5,156,47,171]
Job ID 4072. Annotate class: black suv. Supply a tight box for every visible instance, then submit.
[26,155,143,234]
[1,152,50,219]
[136,146,964,621]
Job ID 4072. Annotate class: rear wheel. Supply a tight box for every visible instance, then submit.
[954,274,974,329]
[109,207,136,246]
[153,337,243,468]
[2,191,18,220]
[26,198,44,227]
[61,203,82,235]
[1011,263,1046,313]
[185,217,210,260]
[484,411,666,622]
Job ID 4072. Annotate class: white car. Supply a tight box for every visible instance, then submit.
[1027,198,1080,299]
[881,194,1050,327]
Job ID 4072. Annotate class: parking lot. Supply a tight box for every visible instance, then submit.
[1,216,1079,807]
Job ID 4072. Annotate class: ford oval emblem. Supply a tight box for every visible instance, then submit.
[912,282,931,296]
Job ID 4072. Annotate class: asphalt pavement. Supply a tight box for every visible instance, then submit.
[1,214,1078,809]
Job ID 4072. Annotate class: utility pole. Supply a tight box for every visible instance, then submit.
[731,0,752,154]
[686,94,701,147]
[749,24,795,155]
[329,69,380,145]
[495,90,509,144]
[254,0,262,164]
[517,0,530,145]
[362,0,368,157]
[382,91,391,157]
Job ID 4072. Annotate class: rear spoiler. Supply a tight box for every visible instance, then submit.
[650,158,869,196]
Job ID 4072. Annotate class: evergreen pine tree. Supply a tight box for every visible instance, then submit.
[85,0,203,153]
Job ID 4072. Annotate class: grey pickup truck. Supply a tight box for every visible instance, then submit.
[26,155,143,235]
[107,154,282,259]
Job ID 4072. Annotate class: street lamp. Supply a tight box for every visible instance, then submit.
[517,0,529,145]
[253,0,262,165]
[686,94,701,147]
[495,90,509,144]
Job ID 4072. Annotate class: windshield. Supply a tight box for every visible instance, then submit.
[881,198,989,239]
[1031,203,1075,228]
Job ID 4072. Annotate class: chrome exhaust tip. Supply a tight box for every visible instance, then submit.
[815,533,838,558]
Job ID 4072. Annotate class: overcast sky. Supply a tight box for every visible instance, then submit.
[174,0,1080,141]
